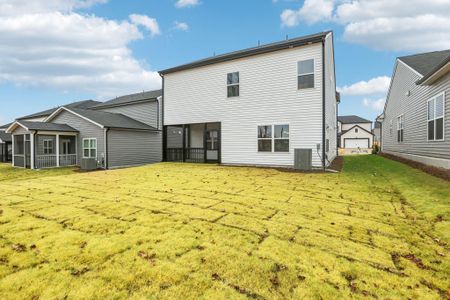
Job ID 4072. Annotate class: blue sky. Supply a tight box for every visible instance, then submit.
[1,0,449,125]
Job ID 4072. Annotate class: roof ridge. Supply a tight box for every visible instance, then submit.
[398,49,450,60]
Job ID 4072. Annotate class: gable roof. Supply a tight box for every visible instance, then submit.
[416,54,450,85]
[7,121,78,133]
[339,124,374,137]
[0,131,12,142]
[398,50,450,76]
[92,90,162,109]
[338,115,372,124]
[18,100,101,120]
[48,107,159,131]
[159,31,331,75]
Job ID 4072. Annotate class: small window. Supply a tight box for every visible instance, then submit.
[258,125,289,152]
[83,138,97,158]
[397,115,404,143]
[258,125,272,152]
[427,93,445,141]
[227,72,239,97]
[298,59,314,89]
[274,125,289,152]
[355,128,359,133]
[43,139,54,155]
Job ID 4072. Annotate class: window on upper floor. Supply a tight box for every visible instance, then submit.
[298,59,314,89]
[427,92,445,141]
[397,115,404,143]
[227,72,239,97]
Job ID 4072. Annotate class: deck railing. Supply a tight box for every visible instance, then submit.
[60,154,77,167]
[166,148,205,163]
[35,155,57,169]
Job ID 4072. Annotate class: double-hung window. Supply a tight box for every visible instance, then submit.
[258,125,289,152]
[227,72,239,97]
[397,115,404,142]
[427,93,445,141]
[43,139,54,155]
[83,138,97,158]
[298,59,314,89]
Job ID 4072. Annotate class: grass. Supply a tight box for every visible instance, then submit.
[0,156,448,299]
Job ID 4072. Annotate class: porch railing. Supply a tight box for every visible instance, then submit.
[167,148,205,163]
[35,155,57,169]
[60,154,77,167]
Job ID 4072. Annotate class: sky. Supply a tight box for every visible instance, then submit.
[1,0,450,125]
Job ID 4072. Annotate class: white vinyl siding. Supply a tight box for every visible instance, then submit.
[164,40,329,167]
[397,115,404,142]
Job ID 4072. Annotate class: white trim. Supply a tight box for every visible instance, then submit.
[427,91,445,142]
[11,135,14,166]
[45,107,104,128]
[56,134,60,167]
[419,61,450,85]
[30,133,35,169]
[5,121,29,134]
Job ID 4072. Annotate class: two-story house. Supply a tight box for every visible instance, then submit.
[159,31,338,169]
[381,49,450,169]
[337,115,374,152]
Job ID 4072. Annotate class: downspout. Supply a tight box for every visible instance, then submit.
[104,128,109,169]
[322,38,326,170]
[160,73,166,162]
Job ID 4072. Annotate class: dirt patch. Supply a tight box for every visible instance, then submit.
[380,153,450,182]
[328,156,344,172]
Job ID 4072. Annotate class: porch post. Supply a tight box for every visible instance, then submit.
[56,134,60,167]
[203,123,207,163]
[30,132,35,169]
[182,124,186,162]
[11,135,14,167]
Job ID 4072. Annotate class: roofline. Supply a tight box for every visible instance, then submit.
[340,124,374,136]
[45,107,105,128]
[92,97,158,110]
[17,113,51,120]
[416,58,450,85]
[6,121,28,133]
[397,58,423,77]
[107,126,161,132]
[159,31,331,75]
[338,120,372,124]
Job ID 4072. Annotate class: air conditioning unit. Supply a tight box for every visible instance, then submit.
[294,149,312,170]
[81,158,97,171]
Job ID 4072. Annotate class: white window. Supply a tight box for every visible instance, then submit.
[227,72,239,97]
[298,59,314,89]
[43,139,54,155]
[427,92,445,141]
[397,115,404,143]
[83,138,97,158]
[258,125,289,152]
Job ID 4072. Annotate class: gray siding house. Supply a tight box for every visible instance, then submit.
[6,90,163,169]
[381,50,450,169]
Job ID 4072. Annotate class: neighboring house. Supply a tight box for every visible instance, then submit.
[6,90,163,169]
[17,100,101,122]
[0,126,12,162]
[337,115,374,151]
[160,31,338,168]
[373,121,382,147]
[381,49,450,169]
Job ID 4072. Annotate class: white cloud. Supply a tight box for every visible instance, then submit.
[363,98,386,112]
[338,76,390,96]
[0,0,161,99]
[281,0,334,26]
[175,0,199,8]
[130,14,161,37]
[281,0,450,51]
[174,21,189,31]
[0,0,107,16]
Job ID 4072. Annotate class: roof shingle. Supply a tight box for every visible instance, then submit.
[93,90,162,109]
[18,121,78,132]
[399,50,450,76]
[19,100,101,120]
[338,115,372,124]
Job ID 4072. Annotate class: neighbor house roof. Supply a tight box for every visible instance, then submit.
[48,107,159,131]
[18,100,101,120]
[0,131,12,142]
[92,90,162,109]
[399,50,450,76]
[8,121,79,133]
[159,31,331,74]
[339,125,374,137]
[338,115,372,124]
[0,123,12,130]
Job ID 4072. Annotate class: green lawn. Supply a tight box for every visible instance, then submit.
[0,156,448,299]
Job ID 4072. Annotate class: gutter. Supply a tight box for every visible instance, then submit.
[160,74,166,162]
